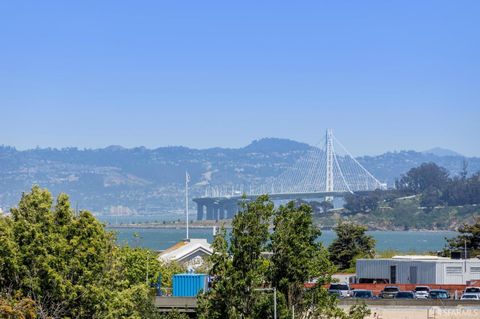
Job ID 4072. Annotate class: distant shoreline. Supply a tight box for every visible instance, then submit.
[105,222,457,232]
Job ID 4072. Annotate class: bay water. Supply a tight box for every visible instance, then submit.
[110,227,457,253]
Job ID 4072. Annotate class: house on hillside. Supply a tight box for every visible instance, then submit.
[158,238,213,269]
[357,255,480,285]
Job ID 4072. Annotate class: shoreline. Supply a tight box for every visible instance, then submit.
[105,222,457,232]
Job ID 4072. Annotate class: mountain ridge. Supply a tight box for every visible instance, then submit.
[0,138,479,214]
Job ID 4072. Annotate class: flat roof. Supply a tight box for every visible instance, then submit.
[358,255,480,262]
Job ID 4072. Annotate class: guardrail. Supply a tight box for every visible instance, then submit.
[154,296,197,313]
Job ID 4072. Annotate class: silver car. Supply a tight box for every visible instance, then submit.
[414,286,430,299]
[328,283,351,298]
[460,293,480,300]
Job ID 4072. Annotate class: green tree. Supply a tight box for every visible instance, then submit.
[396,162,449,195]
[270,202,334,313]
[328,221,376,271]
[0,294,37,319]
[445,217,480,257]
[200,197,370,319]
[198,196,274,319]
[197,227,232,319]
[229,195,274,318]
[319,200,334,214]
[0,186,164,319]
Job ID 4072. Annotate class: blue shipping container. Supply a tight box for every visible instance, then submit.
[172,274,208,297]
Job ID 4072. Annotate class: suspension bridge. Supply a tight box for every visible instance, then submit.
[193,129,386,220]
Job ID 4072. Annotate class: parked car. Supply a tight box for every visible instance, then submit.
[352,289,374,299]
[414,286,430,299]
[380,286,400,299]
[395,291,415,299]
[429,289,450,299]
[328,283,351,298]
[464,287,480,297]
[460,293,480,300]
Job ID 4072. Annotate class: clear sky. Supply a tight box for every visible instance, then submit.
[1,1,479,156]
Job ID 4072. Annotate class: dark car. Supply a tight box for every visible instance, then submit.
[352,290,374,299]
[395,291,415,299]
[429,289,450,299]
[380,286,400,299]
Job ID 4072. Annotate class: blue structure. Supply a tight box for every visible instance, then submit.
[172,274,208,297]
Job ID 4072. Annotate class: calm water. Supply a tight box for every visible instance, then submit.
[111,227,457,253]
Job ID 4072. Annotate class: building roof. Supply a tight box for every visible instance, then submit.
[359,255,480,263]
[391,255,450,260]
[158,238,213,264]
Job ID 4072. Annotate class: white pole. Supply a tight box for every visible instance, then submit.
[186,171,189,240]
[274,287,277,319]
[146,253,149,286]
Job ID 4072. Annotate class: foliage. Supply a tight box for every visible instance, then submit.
[344,191,381,213]
[328,221,376,271]
[199,195,275,319]
[331,163,480,230]
[0,186,164,319]
[396,162,450,195]
[395,162,480,207]
[445,217,480,257]
[199,196,370,319]
[442,172,480,206]
[270,202,334,312]
[302,286,370,319]
[158,309,190,319]
[197,227,232,318]
[0,294,37,319]
[316,195,480,231]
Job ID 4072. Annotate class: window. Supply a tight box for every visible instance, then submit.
[470,267,480,274]
[446,266,463,274]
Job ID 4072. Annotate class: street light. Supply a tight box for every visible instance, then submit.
[254,287,277,319]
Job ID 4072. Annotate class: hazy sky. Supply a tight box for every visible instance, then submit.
[1,1,479,156]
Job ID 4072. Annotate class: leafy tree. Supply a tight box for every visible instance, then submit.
[303,287,370,319]
[396,162,449,194]
[270,202,334,313]
[319,201,334,214]
[200,197,371,319]
[445,217,480,257]
[229,196,274,315]
[197,227,232,319]
[344,192,380,214]
[198,196,275,319]
[328,221,376,271]
[158,309,190,319]
[0,186,164,319]
[0,294,37,319]
[420,185,444,208]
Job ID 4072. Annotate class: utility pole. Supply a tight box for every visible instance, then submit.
[254,287,277,319]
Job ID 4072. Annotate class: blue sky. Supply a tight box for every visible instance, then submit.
[1,1,479,156]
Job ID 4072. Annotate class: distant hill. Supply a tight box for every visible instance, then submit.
[422,147,463,157]
[0,139,479,214]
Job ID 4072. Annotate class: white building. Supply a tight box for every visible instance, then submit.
[356,255,480,284]
[158,238,213,269]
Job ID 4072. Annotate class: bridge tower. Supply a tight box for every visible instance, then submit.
[325,129,334,200]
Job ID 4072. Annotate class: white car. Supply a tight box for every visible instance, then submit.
[414,286,430,299]
[461,293,480,300]
[328,283,351,298]
[464,287,480,298]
